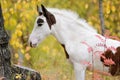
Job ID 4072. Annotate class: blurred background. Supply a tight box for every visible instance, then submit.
[1,0,120,80]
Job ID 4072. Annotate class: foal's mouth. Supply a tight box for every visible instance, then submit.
[30,42,37,48]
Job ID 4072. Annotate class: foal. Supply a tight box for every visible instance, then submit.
[29,5,120,80]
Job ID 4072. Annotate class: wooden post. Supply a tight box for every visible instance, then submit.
[0,4,41,80]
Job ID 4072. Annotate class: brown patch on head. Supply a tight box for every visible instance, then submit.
[61,44,69,59]
[41,4,56,29]
[101,47,120,76]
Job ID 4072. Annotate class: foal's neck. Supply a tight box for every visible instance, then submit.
[51,24,65,44]
[50,13,96,45]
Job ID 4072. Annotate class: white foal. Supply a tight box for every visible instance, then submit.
[29,5,120,80]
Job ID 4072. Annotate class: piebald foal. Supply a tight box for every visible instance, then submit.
[29,5,120,80]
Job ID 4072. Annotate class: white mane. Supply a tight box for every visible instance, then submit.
[47,8,97,33]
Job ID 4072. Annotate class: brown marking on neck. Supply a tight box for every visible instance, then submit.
[100,47,120,76]
[61,44,69,59]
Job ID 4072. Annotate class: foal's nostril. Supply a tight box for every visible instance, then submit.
[30,42,32,47]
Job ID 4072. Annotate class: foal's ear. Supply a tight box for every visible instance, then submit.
[41,4,56,29]
[37,5,42,16]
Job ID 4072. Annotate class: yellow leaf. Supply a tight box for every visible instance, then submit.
[25,53,31,60]
[15,42,20,48]
[88,21,93,25]
[19,44,23,48]
[111,6,116,12]
[21,49,25,54]
[15,3,22,10]
[106,8,110,14]
[15,53,19,58]
[4,13,10,20]
[9,18,17,27]
[21,23,26,31]
[9,8,14,14]
[15,30,22,37]
[15,74,21,79]
[85,4,88,9]
[106,3,110,14]
[16,24,22,30]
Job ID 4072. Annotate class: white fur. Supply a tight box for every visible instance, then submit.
[29,15,51,47]
[29,8,120,80]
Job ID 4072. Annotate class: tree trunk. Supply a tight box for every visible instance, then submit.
[0,4,41,80]
[0,3,11,80]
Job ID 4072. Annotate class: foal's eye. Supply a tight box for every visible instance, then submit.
[37,18,44,27]
[37,18,44,24]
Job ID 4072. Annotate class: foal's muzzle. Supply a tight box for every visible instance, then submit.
[29,41,37,48]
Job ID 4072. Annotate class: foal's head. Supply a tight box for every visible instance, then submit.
[29,5,56,47]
